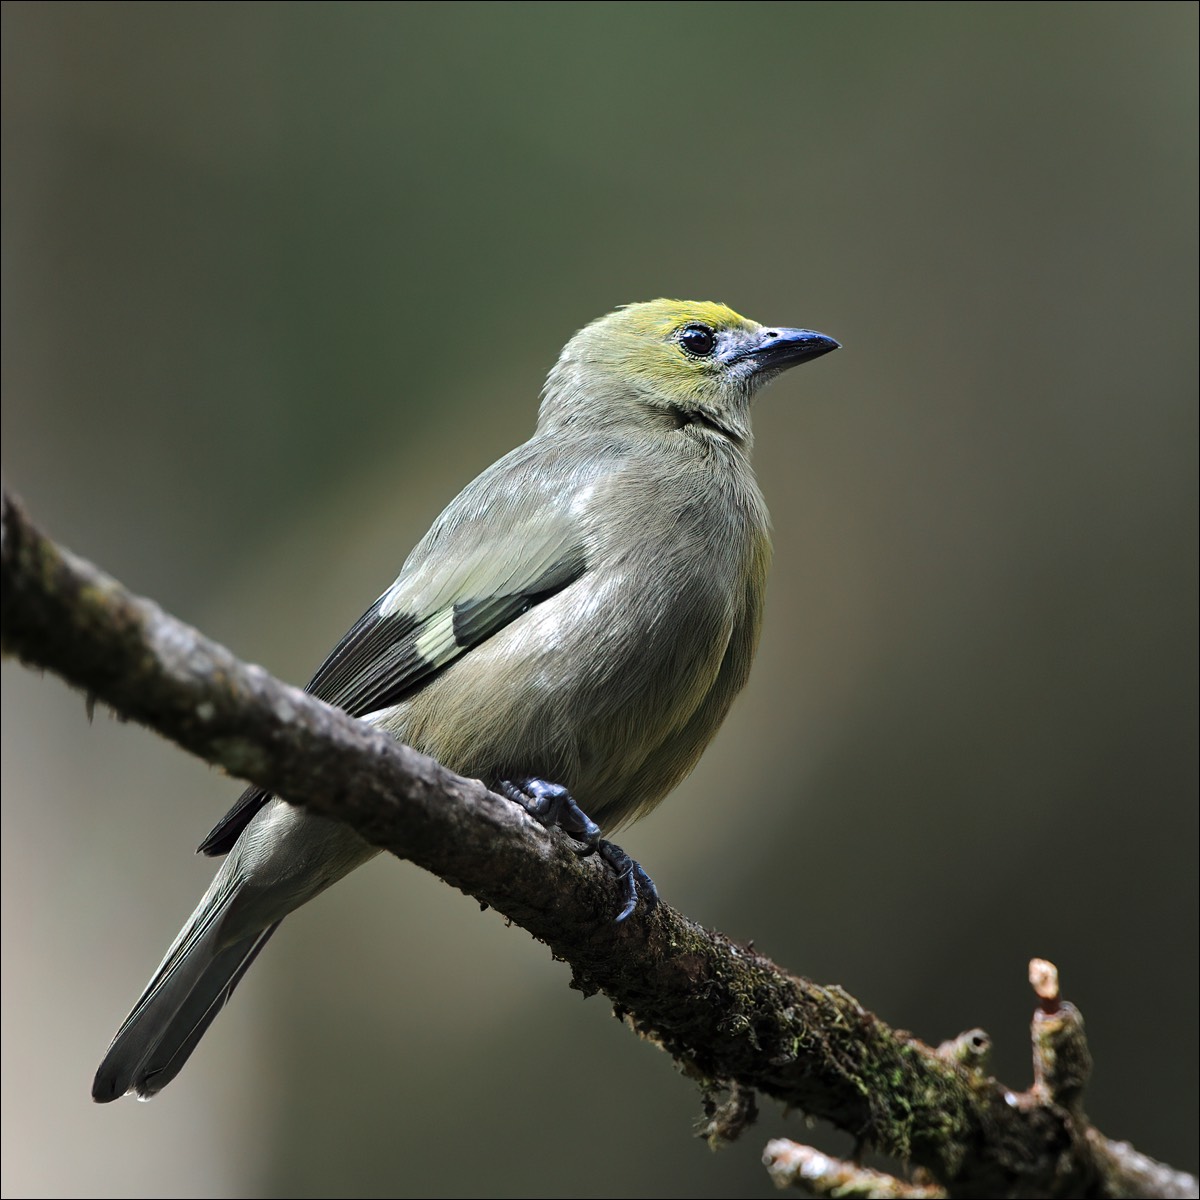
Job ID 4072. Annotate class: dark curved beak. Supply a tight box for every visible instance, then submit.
[742,327,840,371]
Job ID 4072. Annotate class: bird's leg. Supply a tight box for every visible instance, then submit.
[497,778,601,853]
[497,778,658,922]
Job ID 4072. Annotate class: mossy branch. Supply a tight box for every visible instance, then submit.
[1,486,1194,1200]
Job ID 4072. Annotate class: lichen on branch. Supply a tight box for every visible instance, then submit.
[2,486,1193,1200]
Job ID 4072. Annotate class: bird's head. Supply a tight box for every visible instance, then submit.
[540,299,839,445]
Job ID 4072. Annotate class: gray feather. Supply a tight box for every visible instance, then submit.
[96,804,376,1100]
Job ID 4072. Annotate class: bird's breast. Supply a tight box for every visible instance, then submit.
[386,444,769,830]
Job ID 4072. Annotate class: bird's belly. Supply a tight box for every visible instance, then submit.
[381,571,735,827]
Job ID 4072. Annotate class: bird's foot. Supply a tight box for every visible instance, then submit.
[498,778,601,852]
[498,778,658,923]
[597,838,659,924]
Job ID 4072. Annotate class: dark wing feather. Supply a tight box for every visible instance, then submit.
[199,438,592,858]
[197,787,269,856]
[199,545,587,857]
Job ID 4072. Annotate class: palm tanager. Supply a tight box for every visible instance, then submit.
[92,298,839,1102]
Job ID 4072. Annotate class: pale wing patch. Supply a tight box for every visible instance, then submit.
[413,606,460,669]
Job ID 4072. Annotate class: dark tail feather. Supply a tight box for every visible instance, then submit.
[92,921,281,1102]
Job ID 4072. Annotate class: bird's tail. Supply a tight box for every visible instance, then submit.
[92,878,279,1103]
[94,799,379,1101]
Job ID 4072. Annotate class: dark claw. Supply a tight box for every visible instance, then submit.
[599,839,659,923]
[498,778,658,921]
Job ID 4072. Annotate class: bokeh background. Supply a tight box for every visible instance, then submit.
[2,3,1196,1197]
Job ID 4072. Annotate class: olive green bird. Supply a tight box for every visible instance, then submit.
[92,299,839,1102]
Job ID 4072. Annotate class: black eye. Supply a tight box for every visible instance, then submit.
[679,324,717,357]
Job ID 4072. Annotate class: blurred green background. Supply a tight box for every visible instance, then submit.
[2,3,1196,1197]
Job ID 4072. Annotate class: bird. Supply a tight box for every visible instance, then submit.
[91,299,839,1103]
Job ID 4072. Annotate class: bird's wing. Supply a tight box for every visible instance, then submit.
[199,444,591,856]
